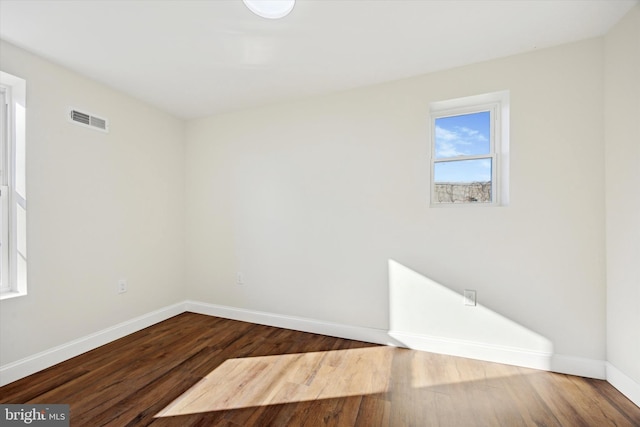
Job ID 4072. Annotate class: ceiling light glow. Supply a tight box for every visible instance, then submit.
[243,0,295,19]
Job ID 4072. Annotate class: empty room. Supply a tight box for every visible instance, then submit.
[0,0,639,425]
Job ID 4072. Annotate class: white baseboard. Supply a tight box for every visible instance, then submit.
[0,302,186,387]
[388,330,555,372]
[606,362,640,407]
[184,300,399,346]
[186,300,603,379]
[0,300,609,387]
[551,354,606,380]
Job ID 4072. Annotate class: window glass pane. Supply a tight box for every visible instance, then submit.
[15,104,26,198]
[434,158,492,203]
[435,111,490,159]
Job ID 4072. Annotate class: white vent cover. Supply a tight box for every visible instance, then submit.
[69,108,109,132]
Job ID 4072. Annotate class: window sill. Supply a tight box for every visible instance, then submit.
[430,202,505,208]
[0,290,27,301]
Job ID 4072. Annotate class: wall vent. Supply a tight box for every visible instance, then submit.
[69,108,109,133]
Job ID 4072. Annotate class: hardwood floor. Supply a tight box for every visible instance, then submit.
[1,312,639,426]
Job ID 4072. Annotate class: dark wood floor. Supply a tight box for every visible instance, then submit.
[1,312,639,426]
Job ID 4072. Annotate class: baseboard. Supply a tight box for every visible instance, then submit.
[388,330,555,372]
[185,300,603,379]
[606,362,640,407]
[0,300,609,387]
[0,302,186,387]
[184,300,400,347]
[551,354,606,380]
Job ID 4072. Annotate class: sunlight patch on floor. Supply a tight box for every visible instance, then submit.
[155,346,394,417]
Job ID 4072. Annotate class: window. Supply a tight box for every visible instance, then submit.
[0,71,27,299]
[429,91,509,206]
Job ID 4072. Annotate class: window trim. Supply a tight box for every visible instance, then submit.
[0,71,27,300]
[429,91,509,207]
[0,88,9,294]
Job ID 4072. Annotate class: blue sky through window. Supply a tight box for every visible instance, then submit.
[434,111,491,183]
[435,111,490,158]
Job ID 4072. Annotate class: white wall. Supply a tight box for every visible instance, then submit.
[605,3,640,398]
[185,38,606,363]
[0,41,185,366]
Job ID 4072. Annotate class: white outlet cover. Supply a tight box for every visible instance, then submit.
[463,289,476,306]
[117,279,127,294]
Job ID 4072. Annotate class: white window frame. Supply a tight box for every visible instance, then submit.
[429,90,509,207]
[0,71,27,300]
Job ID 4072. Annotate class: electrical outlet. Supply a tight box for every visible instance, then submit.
[463,289,476,306]
[117,279,128,294]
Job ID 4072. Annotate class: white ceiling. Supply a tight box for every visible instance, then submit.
[0,0,636,119]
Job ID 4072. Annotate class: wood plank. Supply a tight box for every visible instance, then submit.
[1,312,639,426]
